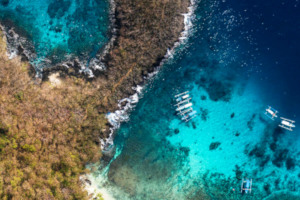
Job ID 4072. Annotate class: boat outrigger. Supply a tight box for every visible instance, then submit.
[176,102,193,112]
[241,178,252,194]
[174,91,197,122]
[175,91,190,102]
[265,106,278,120]
[279,117,295,131]
[264,105,297,131]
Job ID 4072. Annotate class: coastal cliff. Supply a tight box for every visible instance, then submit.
[0,0,190,199]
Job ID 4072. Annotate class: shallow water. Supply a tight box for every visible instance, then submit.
[89,0,300,199]
[0,0,110,69]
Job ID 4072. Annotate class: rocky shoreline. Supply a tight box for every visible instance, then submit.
[82,0,196,198]
[29,0,191,146]
[101,0,196,154]
[0,0,191,199]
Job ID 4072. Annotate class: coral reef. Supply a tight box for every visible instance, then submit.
[209,142,221,150]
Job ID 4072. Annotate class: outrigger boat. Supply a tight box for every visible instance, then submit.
[181,110,197,122]
[175,91,190,102]
[241,178,252,194]
[177,107,193,115]
[174,91,197,122]
[175,91,189,98]
[265,106,278,120]
[279,117,295,131]
[175,98,192,107]
[176,102,193,112]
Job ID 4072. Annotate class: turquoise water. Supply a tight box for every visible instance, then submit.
[0,0,110,69]
[89,0,300,199]
[2,0,299,199]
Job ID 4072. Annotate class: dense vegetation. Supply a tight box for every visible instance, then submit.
[0,32,107,199]
[0,0,189,199]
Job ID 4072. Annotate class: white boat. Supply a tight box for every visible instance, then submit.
[176,102,193,112]
[175,98,192,106]
[174,91,189,98]
[176,93,190,102]
[181,110,197,121]
[174,91,197,122]
[264,106,278,120]
[177,107,193,115]
[279,117,295,131]
[241,178,252,194]
[185,115,197,122]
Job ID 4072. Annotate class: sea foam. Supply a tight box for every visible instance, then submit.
[101,0,196,149]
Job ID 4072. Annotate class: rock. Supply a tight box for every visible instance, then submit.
[200,108,208,121]
[260,155,270,167]
[174,129,179,134]
[120,101,128,108]
[85,178,92,185]
[247,114,256,131]
[209,142,221,150]
[234,165,242,180]
[270,142,277,152]
[272,149,289,167]
[206,80,231,102]
[179,147,190,157]
[286,157,295,170]
[192,122,196,129]
[249,145,265,158]
[27,64,36,78]
[102,144,116,162]
[272,126,284,142]
[264,183,271,194]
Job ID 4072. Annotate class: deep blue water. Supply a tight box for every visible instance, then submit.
[0,0,110,69]
[88,0,300,199]
[224,0,300,119]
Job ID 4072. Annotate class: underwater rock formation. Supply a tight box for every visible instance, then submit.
[209,142,221,150]
[206,80,232,101]
[263,190,300,200]
[47,0,72,19]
